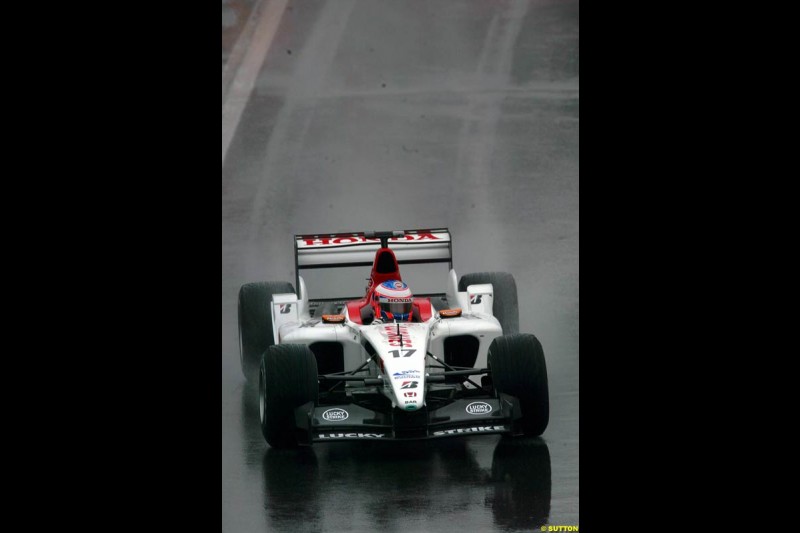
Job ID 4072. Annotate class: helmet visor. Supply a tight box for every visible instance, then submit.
[379,298,412,316]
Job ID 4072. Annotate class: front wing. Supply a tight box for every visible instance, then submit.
[292,394,523,443]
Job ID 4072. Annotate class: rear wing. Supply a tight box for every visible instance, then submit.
[294,228,453,301]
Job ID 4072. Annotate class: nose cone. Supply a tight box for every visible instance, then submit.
[390,369,424,411]
[367,322,428,411]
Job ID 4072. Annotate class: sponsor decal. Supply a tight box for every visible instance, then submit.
[469,294,482,304]
[279,304,293,314]
[317,432,386,439]
[433,425,506,436]
[379,297,412,303]
[465,402,493,415]
[400,381,418,389]
[392,370,421,379]
[403,392,417,397]
[301,236,380,246]
[379,281,409,292]
[404,404,418,411]
[299,233,442,247]
[385,324,412,347]
[321,408,349,422]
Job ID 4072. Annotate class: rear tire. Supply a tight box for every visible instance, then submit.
[238,281,295,382]
[488,333,549,436]
[458,272,519,334]
[260,344,319,448]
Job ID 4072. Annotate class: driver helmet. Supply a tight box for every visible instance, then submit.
[372,280,413,322]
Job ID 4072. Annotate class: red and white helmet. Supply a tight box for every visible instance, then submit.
[372,280,413,322]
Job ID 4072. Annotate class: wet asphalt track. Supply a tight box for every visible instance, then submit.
[222,0,578,531]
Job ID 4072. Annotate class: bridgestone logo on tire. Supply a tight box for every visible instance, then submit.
[465,402,493,415]
[322,408,349,421]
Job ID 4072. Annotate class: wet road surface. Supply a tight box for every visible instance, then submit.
[222,0,578,531]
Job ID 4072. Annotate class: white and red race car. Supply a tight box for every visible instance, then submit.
[238,228,548,448]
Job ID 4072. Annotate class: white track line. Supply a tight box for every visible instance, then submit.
[222,0,265,102]
[222,0,290,166]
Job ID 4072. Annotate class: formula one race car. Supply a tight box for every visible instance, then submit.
[238,228,548,448]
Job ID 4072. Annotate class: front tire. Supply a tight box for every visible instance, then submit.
[259,344,319,448]
[458,272,519,334]
[238,281,295,382]
[488,333,549,436]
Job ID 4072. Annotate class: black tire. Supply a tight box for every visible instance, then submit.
[238,281,295,382]
[259,344,319,448]
[488,334,549,436]
[458,272,519,334]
